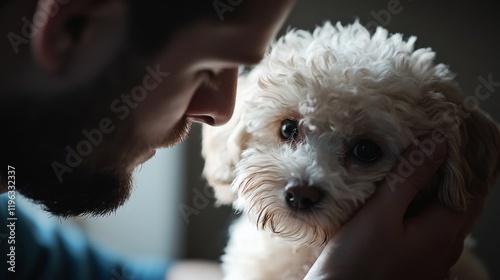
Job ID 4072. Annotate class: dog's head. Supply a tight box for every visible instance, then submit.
[202,21,500,246]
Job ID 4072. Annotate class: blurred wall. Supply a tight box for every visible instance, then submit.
[183,0,500,278]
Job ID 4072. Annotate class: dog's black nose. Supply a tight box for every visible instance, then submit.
[284,182,322,210]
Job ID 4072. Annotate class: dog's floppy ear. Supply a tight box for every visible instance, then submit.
[424,79,500,211]
[201,88,250,205]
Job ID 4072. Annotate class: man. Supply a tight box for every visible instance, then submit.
[0,0,484,279]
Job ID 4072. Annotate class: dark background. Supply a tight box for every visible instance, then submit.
[182,1,500,278]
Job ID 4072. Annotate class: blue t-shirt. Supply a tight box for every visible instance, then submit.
[0,194,171,280]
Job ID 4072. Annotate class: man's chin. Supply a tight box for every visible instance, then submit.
[18,169,133,218]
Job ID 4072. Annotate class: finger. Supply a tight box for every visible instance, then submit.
[366,133,448,221]
[407,200,465,250]
[447,237,465,269]
[416,195,486,246]
[455,196,485,242]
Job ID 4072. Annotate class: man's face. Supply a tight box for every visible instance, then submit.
[0,0,295,217]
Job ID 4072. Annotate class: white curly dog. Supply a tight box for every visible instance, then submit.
[202,21,500,280]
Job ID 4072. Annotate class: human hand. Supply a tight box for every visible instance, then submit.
[304,135,485,280]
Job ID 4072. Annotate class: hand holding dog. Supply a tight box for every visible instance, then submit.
[305,136,485,280]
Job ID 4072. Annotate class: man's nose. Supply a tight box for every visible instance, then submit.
[185,68,238,126]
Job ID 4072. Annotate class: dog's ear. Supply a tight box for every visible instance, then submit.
[423,79,500,211]
[201,91,250,205]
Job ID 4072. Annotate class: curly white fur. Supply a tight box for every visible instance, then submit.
[202,21,500,280]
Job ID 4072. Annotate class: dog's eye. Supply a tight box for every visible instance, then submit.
[280,119,299,141]
[351,140,381,162]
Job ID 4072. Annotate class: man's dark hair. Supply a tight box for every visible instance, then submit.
[0,0,219,55]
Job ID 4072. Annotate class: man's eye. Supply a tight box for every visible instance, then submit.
[280,119,299,141]
[351,140,381,162]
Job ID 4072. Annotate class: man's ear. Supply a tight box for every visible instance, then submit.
[31,0,127,73]
[422,79,500,212]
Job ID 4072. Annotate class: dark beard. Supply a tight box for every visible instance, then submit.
[0,78,197,217]
[12,163,133,218]
[0,91,135,217]
[0,54,153,217]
